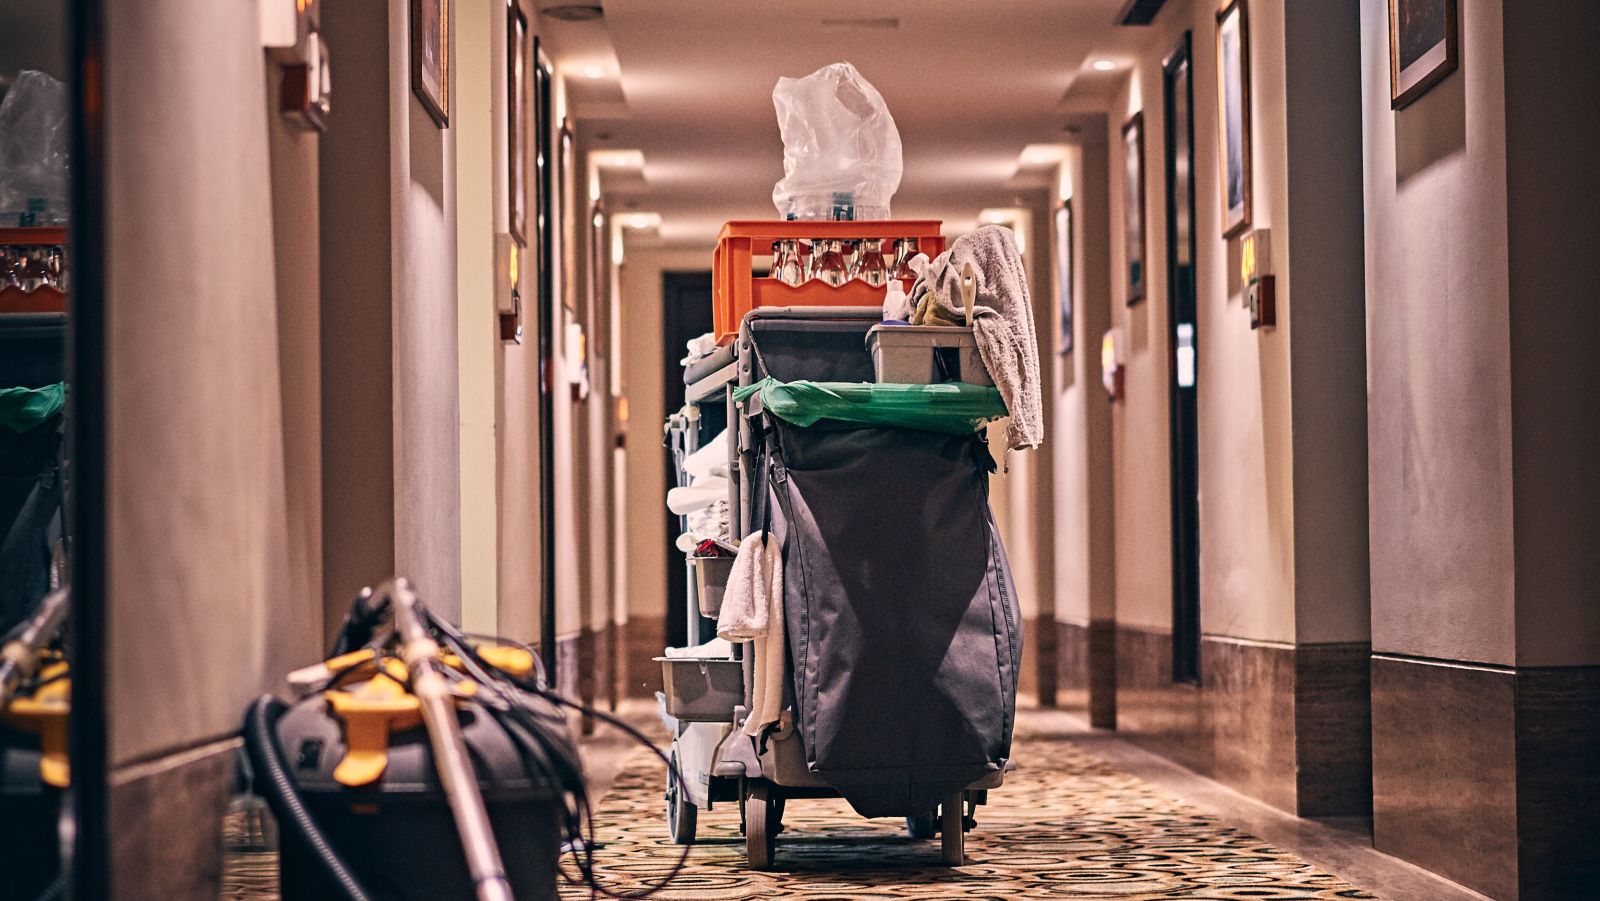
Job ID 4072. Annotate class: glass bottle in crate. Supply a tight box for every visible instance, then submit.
[890,238,920,281]
[850,238,888,287]
[814,239,849,287]
[769,240,804,286]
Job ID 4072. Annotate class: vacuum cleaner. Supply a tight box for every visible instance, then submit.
[0,587,71,901]
[243,578,690,901]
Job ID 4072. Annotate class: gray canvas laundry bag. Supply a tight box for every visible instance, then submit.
[766,418,1021,818]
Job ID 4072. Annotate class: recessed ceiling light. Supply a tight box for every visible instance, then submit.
[623,213,661,230]
[1092,59,1117,72]
[542,4,603,22]
[582,64,605,79]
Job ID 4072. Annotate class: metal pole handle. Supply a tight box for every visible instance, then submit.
[384,579,515,901]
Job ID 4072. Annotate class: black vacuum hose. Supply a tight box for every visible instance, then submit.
[243,694,372,901]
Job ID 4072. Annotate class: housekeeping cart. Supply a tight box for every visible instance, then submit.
[656,222,1022,871]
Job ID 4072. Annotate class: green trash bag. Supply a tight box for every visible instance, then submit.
[0,383,65,434]
[733,377,1006,435]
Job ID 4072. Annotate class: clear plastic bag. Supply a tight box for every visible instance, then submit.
[770,63,902,222]
[0,71,70,227]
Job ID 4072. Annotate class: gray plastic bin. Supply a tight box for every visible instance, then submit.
[866,324,993,386]
[656,656,742,722]
[690,555,734,618]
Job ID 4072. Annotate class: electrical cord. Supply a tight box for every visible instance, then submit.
[243,694,373,901]
[423,611,693,899]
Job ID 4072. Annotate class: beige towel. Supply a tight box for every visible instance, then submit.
[715,531,785,736]
[911,225,1044,450]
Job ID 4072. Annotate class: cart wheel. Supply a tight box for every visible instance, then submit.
[906,808,938,840]
[939,793,964,866]
[666,752,696,845]
[745,781,778,869]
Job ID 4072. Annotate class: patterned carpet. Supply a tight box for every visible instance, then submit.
[223,713,1384,900]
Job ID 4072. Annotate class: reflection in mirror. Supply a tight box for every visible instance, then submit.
[0,1,75,897]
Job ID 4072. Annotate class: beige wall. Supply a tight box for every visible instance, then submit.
[320,0,463,627]
[1283,0,1370,644]
[1501,0,1600,667]
[105,0,317,765]
[1052,141,1117,629]
[389,0,464,621]
[1092,0,1367,646]
[1361,0,1515,665]
[455,0,502,636]
[1363,0,1600,667]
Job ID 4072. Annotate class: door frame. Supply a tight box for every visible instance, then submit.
[1164,33,1202,684]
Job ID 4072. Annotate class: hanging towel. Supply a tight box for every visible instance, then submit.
[716,531,785,737]
[910,225,1043,450]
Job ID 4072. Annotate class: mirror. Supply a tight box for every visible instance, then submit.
[0,1,77,897]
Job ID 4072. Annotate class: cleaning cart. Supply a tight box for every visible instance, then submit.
[657,221,1022,870]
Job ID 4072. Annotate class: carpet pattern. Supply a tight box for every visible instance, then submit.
[559,718,1382,900]
[222,714,1384,899]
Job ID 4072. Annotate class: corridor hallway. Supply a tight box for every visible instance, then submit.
[223,703,1485,901]
[6,0,1599,898]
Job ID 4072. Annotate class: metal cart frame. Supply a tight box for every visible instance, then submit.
[659,307,1010,870]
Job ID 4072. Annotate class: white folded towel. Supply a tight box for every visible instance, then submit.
[667,478,728,515]
[716,531,784,737]
[682,429,730,482]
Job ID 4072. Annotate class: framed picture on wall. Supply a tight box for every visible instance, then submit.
[559,119,577,312]
[1055,201,1074,354]
[1122,113,1146,306]
[1388,0,1458,109]
[533,36,554,332]
[410,0,449,127]
[508,1,529,246]
[1215,0,1251,239]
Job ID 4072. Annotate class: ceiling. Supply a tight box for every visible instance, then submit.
[536,0,1163,248]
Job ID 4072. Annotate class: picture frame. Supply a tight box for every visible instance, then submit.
[508,0,529,246]
[559,118,577,313]
[1388,0,1458,109]
[1122,113,1146,306]
[411,0,449,127]
[1054,201,1074,354]
[1215,0,1251,240]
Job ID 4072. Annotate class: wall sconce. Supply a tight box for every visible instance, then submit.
[496,234,522,343]
[262,0,331,132]
[1101,327,1125,400]
[565,319,589,399]
[1241,228,1275,330]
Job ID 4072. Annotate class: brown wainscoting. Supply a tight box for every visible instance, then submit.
[1114,626,1371,817]
[1057,619,1116,727]
[1515,666,1600,899]
[1021,616,1055,705]
[1372,655,1519,900]
[1034,615,1059,708]
[577,627,599,735]
[1373,655,1600,901]
[1115,625,1212,777]
[1293,642,1372,816]
[556,634,581,702]
[110,738,238,900]
[622,615,665,698]
[1203,636,1297,813]
[600,619,619,711]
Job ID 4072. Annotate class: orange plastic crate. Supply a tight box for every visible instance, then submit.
[712,220,945,344]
